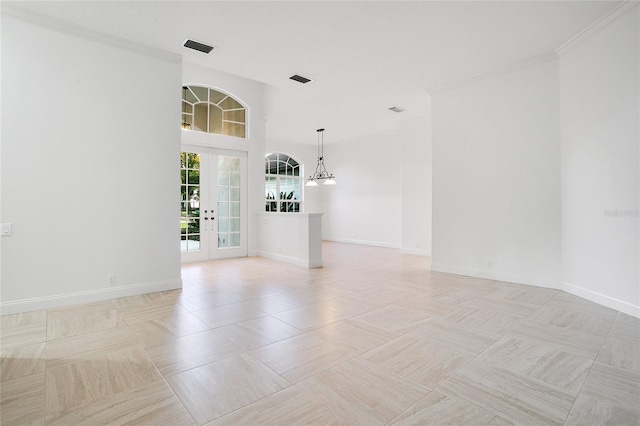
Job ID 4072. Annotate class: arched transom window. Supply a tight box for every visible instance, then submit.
[181,85,246,138]
[265,153,302,212]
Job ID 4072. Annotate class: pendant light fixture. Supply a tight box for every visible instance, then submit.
[306,128,336,186]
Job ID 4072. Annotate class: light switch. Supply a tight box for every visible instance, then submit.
[1,223,12,236]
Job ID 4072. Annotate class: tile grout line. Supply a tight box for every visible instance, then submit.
[2,245,636,425]
[559,310,618,425]
[42,308,49,423]
[394,287,563,425]
[156,367,199,426]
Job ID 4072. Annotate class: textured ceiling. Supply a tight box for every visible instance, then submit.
[6,1,622,144]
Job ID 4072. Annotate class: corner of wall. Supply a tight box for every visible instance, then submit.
[560,281,640,318]
[558,1,639,319]
[555,1,639,58]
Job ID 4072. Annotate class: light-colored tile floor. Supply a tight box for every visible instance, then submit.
[1,242,639,425]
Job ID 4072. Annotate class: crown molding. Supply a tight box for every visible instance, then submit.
[427,1,638,96]
[1,3,182,64]
[555,0,639,57]
[427,51,558,95]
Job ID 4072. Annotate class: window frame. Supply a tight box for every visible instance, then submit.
[181,85,248,139]
[265,153,303,213]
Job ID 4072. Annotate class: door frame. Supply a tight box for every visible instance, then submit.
[181,145,248,263]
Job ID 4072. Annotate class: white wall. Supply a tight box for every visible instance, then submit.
[257,212,323,268]
[400,116,432,256]
[181,63,266,257]
[268,128,431,254]
[430,5,639,318]
[322,132,402,248]
[559,6,639,316]
[1,11,183,313]
[431,58,562,287]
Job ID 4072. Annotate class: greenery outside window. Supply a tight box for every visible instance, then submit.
[180,152,201,252]
[265,153,302,212]
[181,85,246,138]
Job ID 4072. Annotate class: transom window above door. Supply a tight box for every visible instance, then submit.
[181,85,246,138]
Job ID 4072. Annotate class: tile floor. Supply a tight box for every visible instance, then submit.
[1,242,639,425]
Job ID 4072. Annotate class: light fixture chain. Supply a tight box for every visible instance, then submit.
[307,128,336,186]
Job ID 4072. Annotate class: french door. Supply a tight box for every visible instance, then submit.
[180,146,247,262]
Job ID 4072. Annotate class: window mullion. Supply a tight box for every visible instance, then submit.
[276,176,281,212]
[264,154,303,213]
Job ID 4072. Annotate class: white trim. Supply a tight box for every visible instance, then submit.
[555,1,639,57]
[324,237,401,250]
[560,281,640,319]
[0,279,182,316]
[183,83,250,140]
[429,263,559,290]
[400,248,430,257]
[427,1,638,96]
[306,260,324,268]
[264,152,305,213]
[258,212,323,218]
[257,251,322,269]
[1,4,182,64]
[427,52,558,95]
[430,262,640,319]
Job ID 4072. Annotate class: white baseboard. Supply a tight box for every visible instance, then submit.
[257,251,323,269]
[0,279,182,316]
[306,259,324,268]
[324,237,401,249]
[560,281,640,319]
[430,263,640,319]
[401,248,431,256]
[430,263,559,289]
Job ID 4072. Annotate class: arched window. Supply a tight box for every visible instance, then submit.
[181,85,246,138]
[265,153,302,212]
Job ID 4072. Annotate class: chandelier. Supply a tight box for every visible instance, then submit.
[306,128,336,186]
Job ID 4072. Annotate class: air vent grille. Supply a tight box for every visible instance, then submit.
[183,39,214,54]
[289,74,312,84]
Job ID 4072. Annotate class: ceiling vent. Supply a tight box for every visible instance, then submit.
[289,74,313,84]
[388,106,405,113]
[183,39,214,54]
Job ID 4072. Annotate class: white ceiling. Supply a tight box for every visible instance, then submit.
[7,1,621,144]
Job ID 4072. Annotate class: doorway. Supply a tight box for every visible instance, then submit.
[180,146,248,262]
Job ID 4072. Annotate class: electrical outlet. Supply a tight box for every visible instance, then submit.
[1,223,12,237]
[107,274,116,286]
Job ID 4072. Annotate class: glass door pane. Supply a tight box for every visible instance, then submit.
[181,147,246,263]
[217,155,241,249]
[180,152,201,252]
